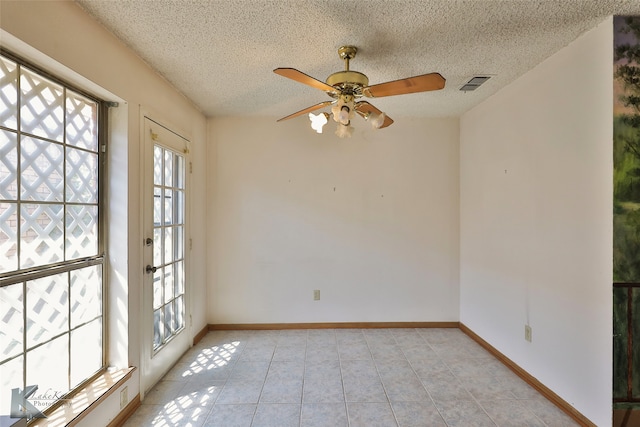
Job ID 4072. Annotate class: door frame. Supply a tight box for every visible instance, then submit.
[138,109,192,397]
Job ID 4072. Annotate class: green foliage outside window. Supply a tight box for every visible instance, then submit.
[614,16,640,282]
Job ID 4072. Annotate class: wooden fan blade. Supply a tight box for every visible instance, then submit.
[277,101,334,122]
[355,101,394,128]
[363,72,445,98]
[274,68,337,93]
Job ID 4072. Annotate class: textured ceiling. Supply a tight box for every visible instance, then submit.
[75,0,640,119]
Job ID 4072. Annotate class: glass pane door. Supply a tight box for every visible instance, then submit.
[152,145,185,351]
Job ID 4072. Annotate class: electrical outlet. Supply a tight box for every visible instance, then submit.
[525,325,532,342]
[313,290,320,301]
[120,386,128,409]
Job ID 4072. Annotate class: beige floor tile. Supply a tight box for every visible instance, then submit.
[272,344,306,362]
[266,360,305,380]
[347,402,397,427]
[391,401,447,427]
[382,376,430,402]
[520,396,581,427]
[202,404,256,427]
[479,399,545,427]
[301,402,348,427]
[215,380,264,404]
[252,403,301,427]
[302,377,345,403]
[337,342,372,360]
[434,399,497,426]
[122,329,586,427]
[260,378,303,403]
[121,403,165,427]
[343,376,388,402]
[144,380,187,405]
[340,359,380,380]
[463,376,518,400]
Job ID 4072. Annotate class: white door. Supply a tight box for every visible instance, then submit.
[141,117,190,394]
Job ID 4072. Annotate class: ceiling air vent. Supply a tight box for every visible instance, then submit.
[460,76,491,92]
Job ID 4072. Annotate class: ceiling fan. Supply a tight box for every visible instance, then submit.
[274,45,445,137]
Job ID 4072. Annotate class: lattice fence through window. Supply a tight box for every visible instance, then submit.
[0,53,104,418]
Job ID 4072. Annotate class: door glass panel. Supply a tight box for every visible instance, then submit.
[164,189,173,225]
[164,227,173,264]
[154,187,162,225]
[164,303,174,335]
[176,156,184,189]
[164,264,174,304]
[153,146,163,186]
[176,190,184,224]
[175,296,184,332]
[153,269,162,310]
[175,261,184,295]
[164,150,173,187]
[153,309,162,348]
[175,226,183,260]
[153,228,162,266]
[152,144,185,351]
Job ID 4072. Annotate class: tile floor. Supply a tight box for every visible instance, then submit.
[122,328,580,427]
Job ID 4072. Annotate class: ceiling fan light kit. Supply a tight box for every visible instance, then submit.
[332,94,355,125]
[309,112,329,133]
[368,111,386,129]
[335,122,354,138]
[274,45,445,138]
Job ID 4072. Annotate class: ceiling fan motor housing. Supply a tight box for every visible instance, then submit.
[326,71,369,95]
[326,45,369,97]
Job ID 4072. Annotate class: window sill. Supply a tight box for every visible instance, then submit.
[30,367,136,427]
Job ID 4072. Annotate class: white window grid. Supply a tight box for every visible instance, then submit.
[0,51,105,418]
[152,145,186,351]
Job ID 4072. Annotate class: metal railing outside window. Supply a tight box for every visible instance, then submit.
[0,51,105,419]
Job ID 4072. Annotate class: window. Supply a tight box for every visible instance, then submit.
[152,145,186,350]
[0,52,104,418]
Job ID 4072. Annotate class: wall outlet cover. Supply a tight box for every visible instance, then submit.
[120,386,128,409]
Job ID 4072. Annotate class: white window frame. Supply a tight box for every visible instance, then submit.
[0,50,107,419]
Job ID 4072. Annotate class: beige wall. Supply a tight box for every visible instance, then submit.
[1,1,616,425]
[1,1,208,425]
[460,18,613,425]
[207,117,460,324]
